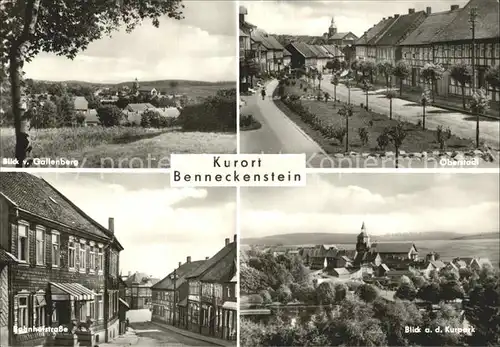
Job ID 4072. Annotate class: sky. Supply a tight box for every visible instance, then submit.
[241,0,470,38]
[242,173,500,238]
[39,173,236,279]
[24,1,236,83]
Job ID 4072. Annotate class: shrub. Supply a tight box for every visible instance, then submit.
[377,132,389,150]
[177,91,236,132]
[436,125,452,150]
[332,127,347,145]
[140,110,176,128]
[358,127,369,146]
[97,105,124,127]
[289,94,300,102]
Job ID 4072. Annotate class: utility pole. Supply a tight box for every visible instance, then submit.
[469,7,478,91]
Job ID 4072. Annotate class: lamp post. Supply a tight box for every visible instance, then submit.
[469,7,478,91]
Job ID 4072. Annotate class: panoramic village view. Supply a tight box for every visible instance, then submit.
[0,0,236,168]
[240,173,500,346]
[239,0,500,168]
[0,172,237,346]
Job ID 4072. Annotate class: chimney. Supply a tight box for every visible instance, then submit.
[178,261,182,268]
[408,8,415,14]
[108,217,114,233]
[382,17,386,20]
[426,7,432,15]
[225,238,230,246]
[234,234,237,243]
[186,256,191,263]
[128,271,131,277]
[450,5,459,10]
[205,257,209,260]
[394,14,400,18]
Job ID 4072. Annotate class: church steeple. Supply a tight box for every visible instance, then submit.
[329,16,337,36]
[356,221,371,253]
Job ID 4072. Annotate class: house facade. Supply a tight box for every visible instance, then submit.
[123,272,159,310]
[185,236,237,342]
[400,0,499,100]
[0,172,124,347]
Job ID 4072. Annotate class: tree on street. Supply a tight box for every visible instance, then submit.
[393,60,410,97]
[469,88,490,148]
[450,62,472,109]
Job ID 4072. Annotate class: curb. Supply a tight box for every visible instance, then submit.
[150,321,233,347]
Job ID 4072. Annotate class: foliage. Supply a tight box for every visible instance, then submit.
[377,61,394,87]
[177,91,236,132]
[385,90,397,100]
[56,94,76,126]
[326,58,341,73]
[420,89,431,106]
[395,283,417,301]
[358,127,369,146]
[376,132,390,151]
[393,60,410,96]
[385,122,407,151]
[356,283,379,303]
[30,100,57,129]
[436,125,452,150]
[140,109,175,128]
[468,88,490,115]
[485,65,500,90]
[421,63,445,83]
[97,105,124,127]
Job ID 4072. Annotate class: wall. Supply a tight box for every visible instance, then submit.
[0,197,10,251]
[0,266,8,346]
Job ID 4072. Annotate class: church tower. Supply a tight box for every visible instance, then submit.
[132,78,140,94]
[356,222,371,253]
[328,17,337,37]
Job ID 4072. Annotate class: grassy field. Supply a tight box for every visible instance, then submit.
[277,81,475,154]
[0,127,236,168]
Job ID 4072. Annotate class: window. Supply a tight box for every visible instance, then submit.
[36,227,45,265]
[89,301,95,320]
[34,292,46,327]
[79,244,86,271]
[89,246,95,273]
[52,232,60,267]
[16,294,29,330]
[98,295,103,320]
[68,239,76,269]
[17,222,29,262]
[97,248,104,273]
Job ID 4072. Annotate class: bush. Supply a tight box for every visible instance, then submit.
[97,105,124,127]
[436,125,452,150]
[140,110,176,128]
[358,127,369,146]
[377,132,389,150]
[177,90,236,132]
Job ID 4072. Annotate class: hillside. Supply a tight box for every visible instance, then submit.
[451,232,499,240]
[241,231,498,245]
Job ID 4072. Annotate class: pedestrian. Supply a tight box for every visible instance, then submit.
[261,88,266,100]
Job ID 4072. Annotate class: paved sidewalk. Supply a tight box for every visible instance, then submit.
[150,321,235,347]
[97,328,139,346]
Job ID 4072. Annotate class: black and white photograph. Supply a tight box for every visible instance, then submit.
[240,173,500,346]
[0,172,237,346]
[0,0,237,169]
[239,0,500,168]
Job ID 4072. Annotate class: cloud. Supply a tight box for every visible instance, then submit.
[39,173,236,278]
[23,3,236,83]
[242,173,499,238]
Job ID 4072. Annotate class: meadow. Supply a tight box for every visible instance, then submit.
[0,126,236,168]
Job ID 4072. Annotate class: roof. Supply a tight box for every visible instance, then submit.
[330,32,355,40]
[386,270,413,277]
[372,242,415,253]
[322,44,344,57]
[187,241,236,280]
[430,260,446,269]
[0,247,19,264]
[239,29,249,37]
[74,96,88,110]
[291,42,317,58]
[252,30,284,51]
[400,8,461,45]
[124,272,159,287]
[308,44,330,58]
[152,260,205,290]
[157,107,180,118]
[0,173,119,244]
[330,267,351,276]
[355,17,398,45]
[283,48,292,57]
[199,243,236,283]
[432,0,499,42]
[126,103,155,112]
[138,87,156,92]
[376,11,426,46]
[380,264,390,271]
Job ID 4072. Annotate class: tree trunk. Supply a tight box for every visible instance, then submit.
[9,48,28,168]
[399,78,403,97]
[476,113,480,148]
[334,85,336,102]
[423,105,426,130]
[461,85,466,109]
[365,92,369,110]
[389,99,392,120]
[395,146,399,169]
[345,116,349,153]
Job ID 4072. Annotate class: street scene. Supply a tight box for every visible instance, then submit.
[0,0,237,168]
[0,172,236,347]
[239,0,500,168]
[240,173,500,346]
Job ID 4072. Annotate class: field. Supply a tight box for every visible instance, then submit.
[0,127,236,168]
[276,81,476,154]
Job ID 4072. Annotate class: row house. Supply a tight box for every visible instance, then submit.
[185,236,237,342]
[0,172,125,347]
[151,257,206,327]
[286,42,317,71]
[123,272,159,310]
[251,30,285,73]
[400,0,499,99]
[355,16,399,61]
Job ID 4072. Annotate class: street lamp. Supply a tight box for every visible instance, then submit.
[468,6,478,91]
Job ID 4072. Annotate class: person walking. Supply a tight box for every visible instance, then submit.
[261,88,266,100]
